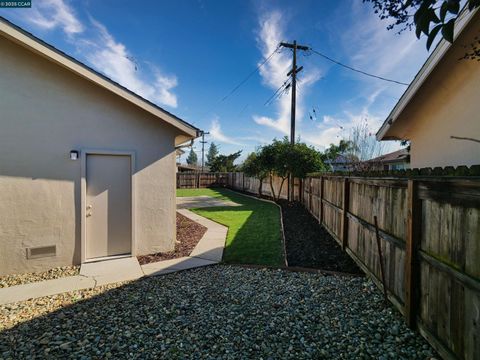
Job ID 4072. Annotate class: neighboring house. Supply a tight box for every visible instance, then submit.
[0,18,200,275]
[366,148,410,171]
[177,164,209,172]
[175,148,186,163]
[376,8,480,168]
[325,154,356,172]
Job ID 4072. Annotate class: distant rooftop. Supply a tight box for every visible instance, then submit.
[367,148,410,164]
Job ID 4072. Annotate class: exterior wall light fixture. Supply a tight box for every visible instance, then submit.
[70,150,79,160]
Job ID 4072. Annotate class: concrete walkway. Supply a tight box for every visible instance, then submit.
[0,208,228,305]
[142,209,227,276]
[0,276,96,305]
[80,257,145,286]
[176,196,240,209]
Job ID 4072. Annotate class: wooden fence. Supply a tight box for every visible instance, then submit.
[177,172,301,200]
[297,175,480,360]
[177,171,480,360]
[176,172,229,188]
[225,172,301,201]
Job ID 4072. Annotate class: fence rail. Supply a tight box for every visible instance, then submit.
[176,172,229,188]
[176,172,480,360]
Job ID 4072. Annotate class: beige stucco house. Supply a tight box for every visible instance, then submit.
[0,18,200,275]
[376,8,480,168]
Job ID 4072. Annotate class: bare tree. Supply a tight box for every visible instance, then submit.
[345,120,386,171]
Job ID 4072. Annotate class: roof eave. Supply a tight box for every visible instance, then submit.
[376,7,478,141]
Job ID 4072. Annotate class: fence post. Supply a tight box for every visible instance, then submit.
[308,177,313,212]
[301,178,304,204]
[319,176,324,224]
[341,177,350,250]
[243,173,245,192]
[196,173,200,188]
[297,178,301,202]
[300,178,303,202]
[405,179,421,329]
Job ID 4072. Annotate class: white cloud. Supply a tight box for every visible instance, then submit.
[303,2,430,152]
[256,11,289,89]
[303,127,342,150]
[153,70,178,108]
[29,0,83,35]
[253,95,290,135]
[209,118,243,146]
[322,115,336,125]
[303,108,382,149]
[82,19,178,108]
[16,0,179,108]
[337,2,429,103]
[348,18,420,82]
[253,10,321,135]
[238,135,271,144]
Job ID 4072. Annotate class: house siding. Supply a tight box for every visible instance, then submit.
[0,35,178,275]
[386,13,480,168]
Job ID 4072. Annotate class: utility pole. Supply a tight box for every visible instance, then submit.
[280,40,309,201]
[200,131,209,172]
[280,41,309,145]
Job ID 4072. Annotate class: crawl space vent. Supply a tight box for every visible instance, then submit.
[26,245,57,259]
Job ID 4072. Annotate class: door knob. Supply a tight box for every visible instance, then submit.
[86,205,92,210]
[86,212,92,217]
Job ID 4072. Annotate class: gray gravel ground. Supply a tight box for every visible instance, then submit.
[0,265,437,359]
[0,266,80,288]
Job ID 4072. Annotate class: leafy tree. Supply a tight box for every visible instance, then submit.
[209,150,242,172]
[288,142,325,178]
[322,139,356,163]
[364,0,480,54]
[242,151,269,195]
[186,148,198,165]
[259,137,324,202]
[206,142,219,166]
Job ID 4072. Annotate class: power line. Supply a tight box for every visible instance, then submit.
[309,48,409,86]
[220,45,281,102]
[270,83,290,105]
[200,45,281,118]
[264,80,291,106]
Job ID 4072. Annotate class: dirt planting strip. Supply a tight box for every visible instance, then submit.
[278,200,363,274]
[137,212,207,265]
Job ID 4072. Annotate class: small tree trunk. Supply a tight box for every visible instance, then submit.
[269,174,277,202]
[258,177,263,196]
[277,177,287,201]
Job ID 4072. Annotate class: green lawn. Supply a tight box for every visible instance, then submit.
[177,188,284,266]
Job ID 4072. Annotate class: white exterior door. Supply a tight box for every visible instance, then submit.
[85,154,132,259]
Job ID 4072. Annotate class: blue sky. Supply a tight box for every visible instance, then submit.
[1,0,431,162]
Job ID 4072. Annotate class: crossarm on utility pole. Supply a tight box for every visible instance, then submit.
[280,42,309,51]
